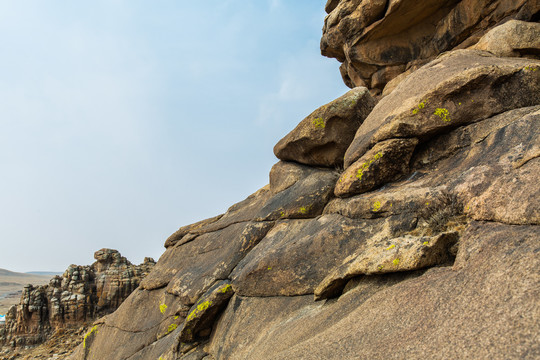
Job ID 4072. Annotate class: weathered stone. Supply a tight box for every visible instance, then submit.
[178,281,234,342]
[344,51,540,167]
[124,333,178,360]
[315,231,459,300]
[324,0,340,14]
[142,221,273,301]
[322,0,540,90]
[231,214,416,297]
[273,87,375,167]
[269,161,313,194]
[205,222,540,360]
[257,163,338,220]
[77,288,186,360]
[165,222,273,305]
[336,138,418,197]
[188,186,272,235]
[473,20,540,58]
[164,215,223,248]
[325,183,446,219]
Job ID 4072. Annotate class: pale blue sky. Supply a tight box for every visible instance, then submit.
[0,1,347,272]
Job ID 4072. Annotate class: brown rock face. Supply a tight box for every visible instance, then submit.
[321,0,540,93]
[0,249,154,349]
[273,87,375,167]
[66,9,539,360]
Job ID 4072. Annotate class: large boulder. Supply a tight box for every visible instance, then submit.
[343,50,540,167]
[321,0,540,92]
[274,87,375,167]
[472,20,540,58]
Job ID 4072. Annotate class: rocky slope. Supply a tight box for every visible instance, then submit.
[57,3,540,360]
[0,249,155,350]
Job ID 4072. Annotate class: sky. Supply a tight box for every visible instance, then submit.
[0,0,348,272]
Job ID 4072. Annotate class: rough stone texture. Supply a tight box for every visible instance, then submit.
[61,3,540,359]
[321,0,540,92]
[473,20,540,58]
[178,280,234,342]
[256,163,338,220]
[206,222,540,360]
[165,215,223,248]
[335,137,418,197]
[230,214,416,297]
[141,221,274,302]
[273,87,375,167]
[0,249,154,349]
[315,231,459,300]
[344,50,540,167]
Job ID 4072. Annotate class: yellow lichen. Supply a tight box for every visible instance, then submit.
[386,244,395,251]
[299,206,309,214]
[83,325,98,349]
[167,323,178,333]
[356,152,383,181]
[377,265,384,271]
[220,284,233,293]
[423,241,429,245]
[393,258,400,265]
[267,266,272,270]
[412,101,426,115]
[159,304,168,314]
[372,201,382,212]
[312,117,325,129]
[174,315,179,320]
[434,108,451,122]
[280,211,285,217]
[186,300,212,322]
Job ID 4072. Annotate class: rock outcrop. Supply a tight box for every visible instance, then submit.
[0,249,154,349]
[321,0,540,94]
[60,4,540,360]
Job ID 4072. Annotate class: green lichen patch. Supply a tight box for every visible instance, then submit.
[312,117,326,129]
[220,284,233,294]
[186,300,212,322]
[159,303,168,314]
[434,108,451,122]
[356,152,383,181]
[83,325,98,349]
[524,65,539,72]
[412,101,426,115]
[299,205,313,214]
[167,323,178,334]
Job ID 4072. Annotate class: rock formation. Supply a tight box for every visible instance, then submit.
[321,0,540,94]
[0,249,154,349]
[53,2,540,360]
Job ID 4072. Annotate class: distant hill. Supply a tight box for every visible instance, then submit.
[26,271,63,276]
[0,269,59,278]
